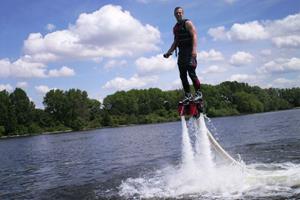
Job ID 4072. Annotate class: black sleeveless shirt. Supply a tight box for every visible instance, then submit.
[173,19,193,50]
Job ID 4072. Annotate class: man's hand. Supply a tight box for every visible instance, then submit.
[192,51,197,58]
[163,52,172,58]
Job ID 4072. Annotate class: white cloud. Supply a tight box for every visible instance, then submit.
[0,84,13,92]
[265,13,300,38]
[92,57,103,63]
[136,0,169,3]
[197,49,224,62]
[22,52,60,63]
[0,57,47,78]
[272,35,300,48]
[229,74,256,83]
[230,51,254,66]
[272,78,299,88]
[273,77,294,84]
[104,59,127,69]
[136,0,148,3]
[46,23,56,31]
[208,21,268,41]
[229,21,269,41]
[202,65,226,74]
[224,0,237,4]
[48,66,75,77]
[103,74,158,91]
[23,4,160,63]
[208,12,300,49]
[136,54,176,75]
[260,49,272,56]
[0,59,11,77]
[17,82,28,88]
[2,4,160,79]
[257,57,300,74]
[170,78,182,90]
[35,85,51,95]
[208,26,227,41]
[0,58,75,78]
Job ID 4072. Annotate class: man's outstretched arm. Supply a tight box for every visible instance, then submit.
[164,40,177,58]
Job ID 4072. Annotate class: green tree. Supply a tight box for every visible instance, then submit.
[233,91,264,113]
[64,89,90,129]
[10,88,34,125]
[88,99,102,120]
[44,89,67,123]
[9,88,35,134]
[0,90,11,135]
[0,126,5,136]
[33,109,55,129]
[281,88,300,107]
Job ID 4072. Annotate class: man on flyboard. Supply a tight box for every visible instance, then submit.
[164,7,203,117]
[164,6,202,104]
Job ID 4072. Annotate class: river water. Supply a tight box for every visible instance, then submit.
[0,109,300,199]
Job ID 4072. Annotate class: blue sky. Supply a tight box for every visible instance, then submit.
[1,0,300,108]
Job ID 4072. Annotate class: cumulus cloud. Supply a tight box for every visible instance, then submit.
[208,26,227,41]
[24,4,160,63]
[208,12,300,48]
[48,66,75,77]
[273,77,294,84]
[229,74,256,83]
[197,49,224,62]
[271,77,299,88]
[224,0,237,4]
[272,35,300,48]
[0,84,13,92]
[136,0,169,4]
[265,13,300,37]
[202,65,226,74]
[1,4,161,79]
[0,57,47,78]
[136,54,176,75]
[230,51,254,66]
[103,74,158,91]
[46,23,56,31]
[208,21,269,41]
[229,21,269,41]
[0,58,75,78]
[260,49,272,56]
[104,59,127,69]
[257,57,300,74]
[170,78,182,90]
[35,85,51,95]
[17,82,28,88]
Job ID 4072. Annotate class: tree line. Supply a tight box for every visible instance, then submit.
[0,81,299,137]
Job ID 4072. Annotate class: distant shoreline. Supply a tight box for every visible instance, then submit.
[0,129,72,139]
[1,108,299,140]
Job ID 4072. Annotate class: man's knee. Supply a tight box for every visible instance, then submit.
[180,75,188,83]
[188,70,197,79]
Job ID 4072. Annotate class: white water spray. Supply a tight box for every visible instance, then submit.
[119,114,300,199]
[180,116,195,170]
[194,114,215,170]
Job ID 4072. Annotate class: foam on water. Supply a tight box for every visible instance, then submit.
[119,114,300,199]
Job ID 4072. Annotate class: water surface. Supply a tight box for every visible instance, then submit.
[0,109,300,199]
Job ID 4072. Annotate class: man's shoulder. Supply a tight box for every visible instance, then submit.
[174,19,189,27]
[184,19,193,24]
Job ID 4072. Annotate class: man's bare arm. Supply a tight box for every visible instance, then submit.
[186,20,197,57]
[164,40,177,58]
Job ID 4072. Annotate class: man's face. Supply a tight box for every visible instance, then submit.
[174,8,184,22]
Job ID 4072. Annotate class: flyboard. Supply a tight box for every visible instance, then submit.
[178,98,242,167]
